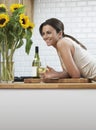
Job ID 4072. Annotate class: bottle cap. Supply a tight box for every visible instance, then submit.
[35,46,38,53]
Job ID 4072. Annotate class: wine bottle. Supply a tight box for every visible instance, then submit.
[32,46,41,78]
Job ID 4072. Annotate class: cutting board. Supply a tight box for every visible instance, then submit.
[24,78,91,83]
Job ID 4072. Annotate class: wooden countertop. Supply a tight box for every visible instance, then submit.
[0,82,96,89]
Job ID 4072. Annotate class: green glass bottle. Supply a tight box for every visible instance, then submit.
[32,46,41,78]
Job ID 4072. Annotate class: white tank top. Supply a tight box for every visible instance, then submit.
[58,41,96,80]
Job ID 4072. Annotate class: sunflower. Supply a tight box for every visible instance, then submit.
[0,3,34,56]
[10,3,24,12]
[19,14,29,29]
[0,14,9,27]
[28,22,35,30]
[0,4,7,13]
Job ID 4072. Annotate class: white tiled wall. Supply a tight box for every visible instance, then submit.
[14,0,96,76]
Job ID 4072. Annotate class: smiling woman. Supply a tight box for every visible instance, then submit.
[39,18,96,81]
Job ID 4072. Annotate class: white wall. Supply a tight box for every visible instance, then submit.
[14,0,96,76]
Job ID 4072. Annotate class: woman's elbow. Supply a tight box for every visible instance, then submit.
[70,71,81,78]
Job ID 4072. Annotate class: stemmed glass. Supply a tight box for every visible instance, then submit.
[38,57,47,83]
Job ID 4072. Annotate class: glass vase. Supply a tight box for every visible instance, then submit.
[0,61,14,83]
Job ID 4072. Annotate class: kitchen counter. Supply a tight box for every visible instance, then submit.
[0,82,96,89]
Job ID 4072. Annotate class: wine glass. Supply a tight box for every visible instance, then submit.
[38,57,47,83]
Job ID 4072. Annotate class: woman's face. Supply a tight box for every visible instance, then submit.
[41,25,61,46]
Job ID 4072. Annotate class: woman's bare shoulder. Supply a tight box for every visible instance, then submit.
[57,37,73,49]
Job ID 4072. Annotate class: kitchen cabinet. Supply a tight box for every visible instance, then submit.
[0,84,96,130]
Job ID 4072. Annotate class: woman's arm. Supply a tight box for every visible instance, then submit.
[43,66,70,79]
[57,38,81,78]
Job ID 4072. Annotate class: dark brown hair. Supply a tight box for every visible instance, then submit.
[39,18,87,50]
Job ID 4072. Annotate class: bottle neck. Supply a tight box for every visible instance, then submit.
[34,53,40,59]
[34,46,40,59]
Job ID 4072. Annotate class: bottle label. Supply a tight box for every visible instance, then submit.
[32,66,37,77]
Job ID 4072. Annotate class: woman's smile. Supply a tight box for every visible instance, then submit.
[45,39,52,45]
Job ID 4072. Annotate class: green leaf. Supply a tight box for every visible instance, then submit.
[25,39,33,54]
[0,32,5,41]
[0,8,6,13]
[16,39,24,49]
[24,29,32,39]
[7,31,16,43]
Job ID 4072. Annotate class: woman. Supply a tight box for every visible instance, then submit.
[39,18,96,81]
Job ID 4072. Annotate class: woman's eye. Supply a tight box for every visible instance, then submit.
[47,31,51,34]
[42,31,51,36]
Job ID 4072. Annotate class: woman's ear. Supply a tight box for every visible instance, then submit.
[58,31,63,38]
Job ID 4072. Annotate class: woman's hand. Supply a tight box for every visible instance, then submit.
[43,66,70,79]
[43,66,57,79]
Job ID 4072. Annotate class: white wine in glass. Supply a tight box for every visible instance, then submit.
[38,57,47,82]
[38,67,46,83]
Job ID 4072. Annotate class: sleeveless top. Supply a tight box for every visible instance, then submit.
[57,39,96,81]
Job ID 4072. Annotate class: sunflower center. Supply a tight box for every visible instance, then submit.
[14,8,18,10]
[22,19,25,24]
[0,18,6,24]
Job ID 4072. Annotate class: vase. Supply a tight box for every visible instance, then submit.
[0,61,14,83]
